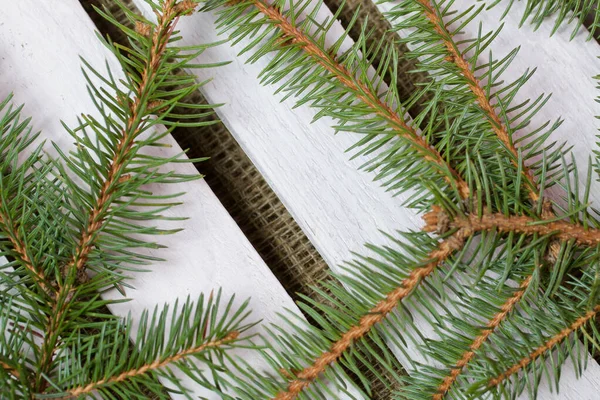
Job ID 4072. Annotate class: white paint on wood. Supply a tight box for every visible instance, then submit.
[132,1,422,270]
[0,1,365,398]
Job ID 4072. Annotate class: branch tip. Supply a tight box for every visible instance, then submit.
[272,232,467,400]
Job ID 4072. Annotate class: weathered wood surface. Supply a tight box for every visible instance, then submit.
[0,1,360,398]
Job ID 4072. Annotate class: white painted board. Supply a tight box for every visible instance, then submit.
[0,1,363,398]
[129,0,600,398]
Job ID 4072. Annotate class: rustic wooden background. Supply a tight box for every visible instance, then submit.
[1,0,600,398]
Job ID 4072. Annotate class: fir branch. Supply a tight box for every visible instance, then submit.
[394,1,578,384]
[63,332,238,398]
[43,290,252,399]
[415,0,540,204]
[0,197,48,292]
[432,274,532,399]
[208,1,599,398]
[69,0,181,274]
[217,0,470,199]
[487,305,600,389]
[422,205,600,246]
[34,0,198,390]
[490,0,600,41]
[272,230,468,400]
[0,98,51,293]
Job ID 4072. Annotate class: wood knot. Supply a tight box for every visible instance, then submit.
[423,205,450,234]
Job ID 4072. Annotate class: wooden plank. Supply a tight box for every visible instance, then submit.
[0,1,365,399]
[129,0,600,398]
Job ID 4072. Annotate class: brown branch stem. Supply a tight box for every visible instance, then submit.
[0,202,49,293]
[272,231,468,400]
[34,1,188,391]
[416,0,539,203]
[452,212,600,246]
[248,0,469,198]
[488,305,600,388]
[422,204,599,397]
[60,331,239,398]
[433,275,532,399]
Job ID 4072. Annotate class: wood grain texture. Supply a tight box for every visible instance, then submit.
[0,1,360,398]
[129,0,600,398]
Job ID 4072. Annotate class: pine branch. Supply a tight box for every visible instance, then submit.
[44,290,252,399]
[432,274,532,399]
[254,0,471,195]
[0,98,51,293]
[64,332,238,398]
[390,4,587,391]
[212,0,470,201]
[271,230,467,400]
[487,305,600,389]
[404,2,571,385]
[205,1,600,398]
[69,0,190,274]
[0,206,45,290]
[415,0,540,204]
[489,0,600,41]
[385,0,567,214]
[34,0,199,390]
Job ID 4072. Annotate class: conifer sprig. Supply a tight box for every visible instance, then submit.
[415,0,541,204]
[0,0,253,398]
[489,0,600,41]
[35,1,199,388]
[0,97,52,293]
[489,305,600,389]
[431,274,532,399]
[384,0,568,216]
[46,290,252,399]
[271,230,467,400]
[380,2,578,393]
[207,0,471,205]
[2,0,599,398]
